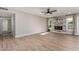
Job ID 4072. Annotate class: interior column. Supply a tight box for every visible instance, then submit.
[72,14,76,35]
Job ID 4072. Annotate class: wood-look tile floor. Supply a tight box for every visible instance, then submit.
[0,32,79,51]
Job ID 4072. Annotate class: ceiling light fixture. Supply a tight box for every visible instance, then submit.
[40,8,57,15]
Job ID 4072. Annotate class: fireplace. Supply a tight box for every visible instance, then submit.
[54,26,63,30]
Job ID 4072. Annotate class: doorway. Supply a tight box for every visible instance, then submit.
[2,17,12,36]
[0,11,15,38]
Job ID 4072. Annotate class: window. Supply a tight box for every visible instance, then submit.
[66,16,73,32]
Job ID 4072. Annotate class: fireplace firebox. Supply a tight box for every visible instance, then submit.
[54,26,63,30]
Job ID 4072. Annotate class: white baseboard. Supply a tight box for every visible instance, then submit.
[52,31,72,34]
[15,31,79,38]
[15,33,37,38]
[75,33,79,35]
[15,32,45,38]
[15,34,29,38]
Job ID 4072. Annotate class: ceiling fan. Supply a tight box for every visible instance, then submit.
[41,8,57,15]
[0,7,8,11]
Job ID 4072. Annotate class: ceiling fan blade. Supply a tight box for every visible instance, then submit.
[50,12,52,14]
[44,12,47,15]
[51,10,57,12]
[0,7,8,10]
[41,8,57,15]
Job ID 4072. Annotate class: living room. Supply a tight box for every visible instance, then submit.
[0,7,79,51]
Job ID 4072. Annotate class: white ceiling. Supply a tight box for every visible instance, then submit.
[7,7,79,18]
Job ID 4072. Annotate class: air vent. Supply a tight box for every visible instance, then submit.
[0,7,8,11]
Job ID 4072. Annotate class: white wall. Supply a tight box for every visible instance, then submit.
[15,11,47,37]
[13,11,79,36]
[0,9,47,37]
